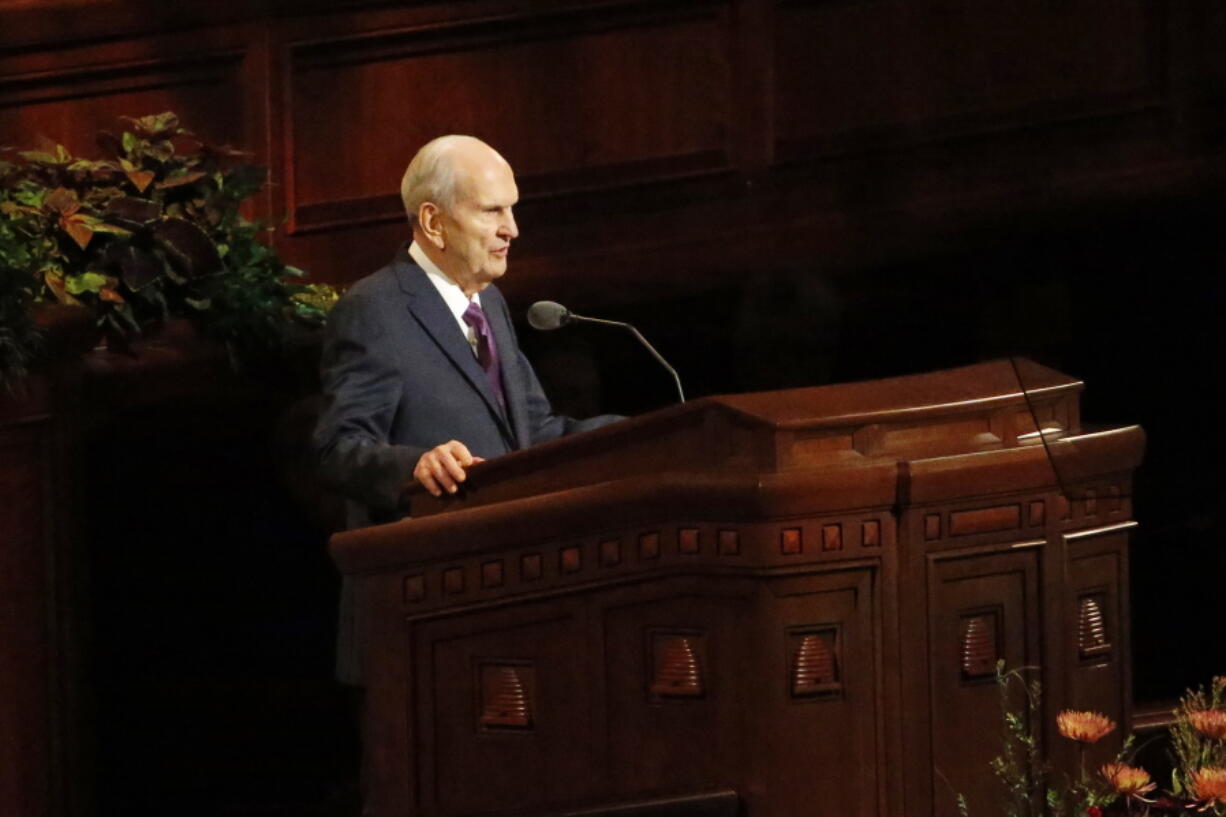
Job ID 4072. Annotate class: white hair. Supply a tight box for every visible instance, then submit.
[399,135,483,231]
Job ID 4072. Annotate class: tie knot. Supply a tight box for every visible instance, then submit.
[462,301,487,332]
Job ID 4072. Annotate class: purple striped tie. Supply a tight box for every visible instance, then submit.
[463,301,506,411]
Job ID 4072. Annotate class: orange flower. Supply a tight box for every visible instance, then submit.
[1190,767,1226,803]
[1057,710,1116,743]
[1100,763,1156,797]
[1189,710,1226,740]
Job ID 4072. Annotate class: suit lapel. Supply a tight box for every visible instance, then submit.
[393,254,515,447]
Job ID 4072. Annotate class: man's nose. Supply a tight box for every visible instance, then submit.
[501,210,519,240]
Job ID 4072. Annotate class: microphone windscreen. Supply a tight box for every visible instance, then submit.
[527,300,570,330]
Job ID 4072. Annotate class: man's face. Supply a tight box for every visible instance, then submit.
[439,157,519,294]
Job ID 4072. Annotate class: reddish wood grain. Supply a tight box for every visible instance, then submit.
[3,0,1220,297]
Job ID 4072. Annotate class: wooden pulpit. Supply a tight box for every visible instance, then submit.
[330,359,1143,817]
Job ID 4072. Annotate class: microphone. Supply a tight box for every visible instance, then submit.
[527,300,686,403]
[527,300,571,330]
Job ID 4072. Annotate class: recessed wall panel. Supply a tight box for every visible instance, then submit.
[775,0,1160,157]
[287,4,731,232]
[0,50,246,156]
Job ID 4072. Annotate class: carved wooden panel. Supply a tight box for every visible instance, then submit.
[678,528,702,555]
[478,663,534,730]
[415,601,594,816]
[752,569,876,817]
[599,538,622,567]
[285,1,731,234]
[1062,524,1132,769]
[1077,594,1110,661]
[560,545,583,573]
[481,559,505,589]
[775,0,1163,160]
[861,519,881,547]
[442,566,466,594]
[521,552,544,581]
[603,581,752,796]
[949,504,1022,537]
[928,546,1042,817]
[650,632,707,699]
[790,627,841,696]
[959,612,999,679]
[404,572,426,602]
[390,555,884,817]
[717,529,740,555]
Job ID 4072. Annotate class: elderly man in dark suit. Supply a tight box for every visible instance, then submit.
[314,133,619,524]
[314,135,620,683]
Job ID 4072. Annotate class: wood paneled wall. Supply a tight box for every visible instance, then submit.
[3,0,1223,311]
[3,4,1226,816]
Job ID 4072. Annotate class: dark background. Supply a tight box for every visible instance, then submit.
[2,1,1225,815]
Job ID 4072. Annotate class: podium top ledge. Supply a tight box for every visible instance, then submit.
[708,358,1080,427]
[403,358,1083,518]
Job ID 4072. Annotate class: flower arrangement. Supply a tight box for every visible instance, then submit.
[0,112,338,391]
[961,668,1226,816]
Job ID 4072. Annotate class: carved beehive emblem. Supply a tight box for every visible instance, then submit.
[793,633,839,695]
[480,665,532,728]
[960,614,998,678]
[1078,596,1110,659]
[651,636,704,697]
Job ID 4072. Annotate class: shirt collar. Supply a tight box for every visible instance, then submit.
[409,240,481,326]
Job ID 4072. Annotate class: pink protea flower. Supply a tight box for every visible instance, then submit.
[1056,710,1116,743]
[1100,763,1156,799]
[1188,710,1226,741]
[1190,767,1226,804]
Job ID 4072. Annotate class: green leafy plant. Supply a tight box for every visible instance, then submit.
[985,665,1051,817]
[0,112,338,389]
[0,163,43,391]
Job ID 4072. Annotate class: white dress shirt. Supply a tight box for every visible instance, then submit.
[409,240,482,356]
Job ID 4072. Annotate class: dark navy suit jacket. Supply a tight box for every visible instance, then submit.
[314,244,618,523]
[314,246,620,682]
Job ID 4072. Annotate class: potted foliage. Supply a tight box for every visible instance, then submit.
[0,189,43,387]
[0,111,336,391]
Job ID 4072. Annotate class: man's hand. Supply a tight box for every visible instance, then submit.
[413,440,484,497]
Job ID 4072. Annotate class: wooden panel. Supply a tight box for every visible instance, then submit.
[747,568,878,817]
[414,599,596,816]
[0,0,258,50]
[927,545,1042,817]
[0,424,52,817]
[284,1,731,233]
[3,0,1223,311]
[0,38,249,156]
[948,504,1021,536]
[775,0,1163,159]
[1061,525,1132,771]
[603,581,752,795]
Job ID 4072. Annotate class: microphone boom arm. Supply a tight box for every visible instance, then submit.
[569,313,686,404]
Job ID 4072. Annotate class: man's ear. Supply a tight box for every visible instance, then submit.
[418,202,445,249]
